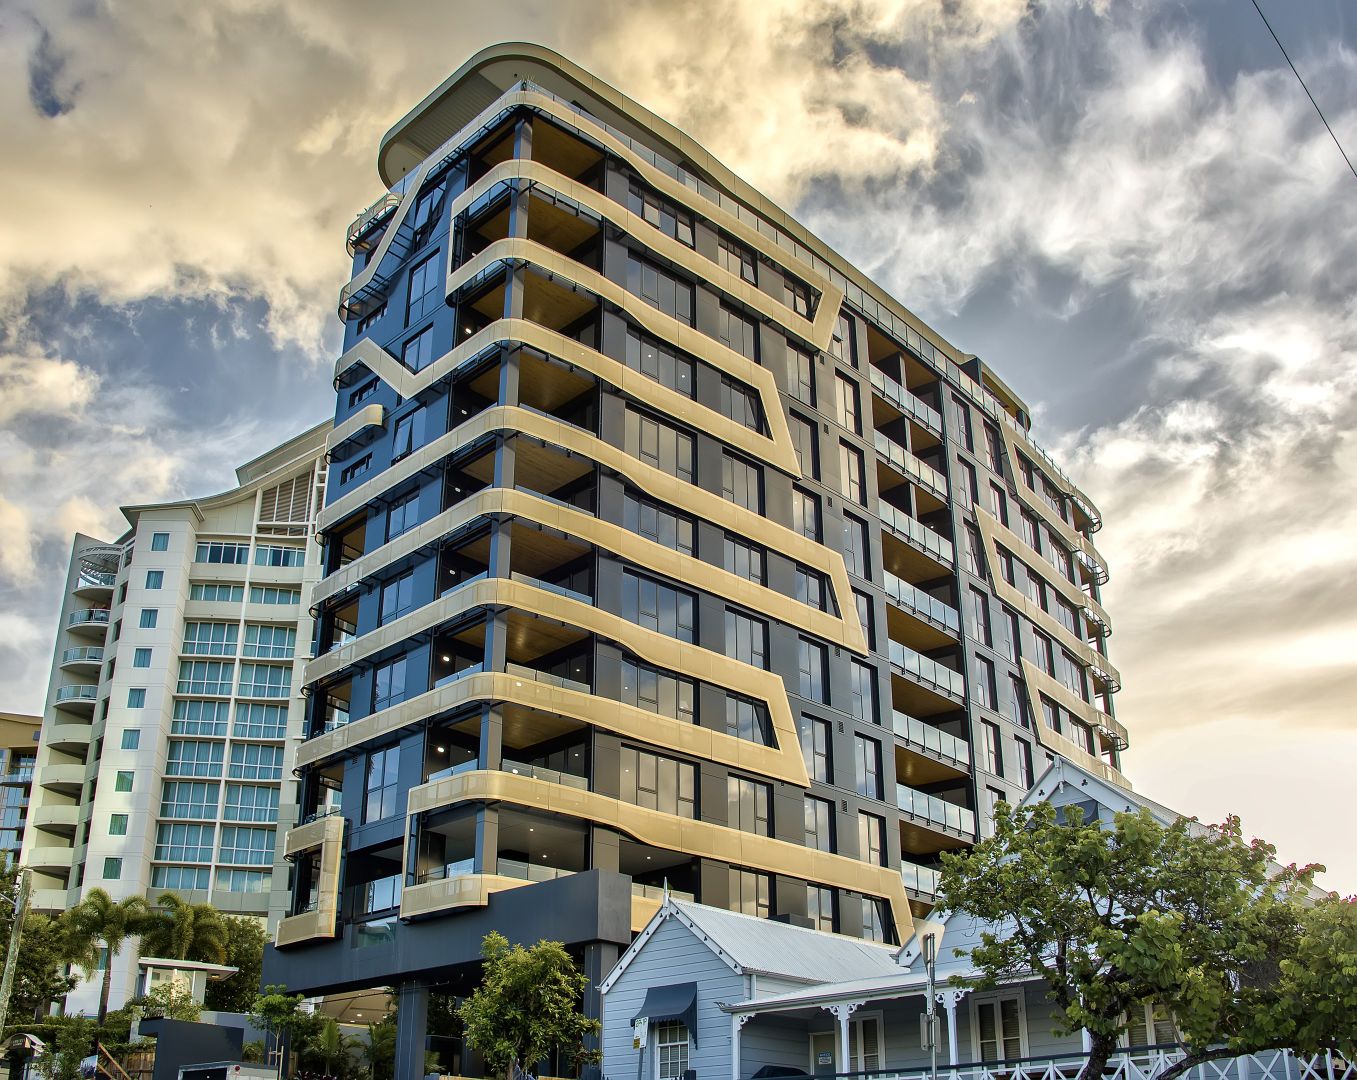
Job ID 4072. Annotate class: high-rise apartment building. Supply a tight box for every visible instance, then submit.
[0,713,40,867]
[267,43,1126,1075]
[22,425,329,1015]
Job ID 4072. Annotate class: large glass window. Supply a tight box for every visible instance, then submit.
[401,326,436,373]
[229,743,283,780]
[625,407,695,482]
[721,452,763,512]
[808,886,836,933]
[720,375,763,431]
[803,717,832,783]
[392,408,426,462]
[243,625,295,660]
[840,441,866,505]
[619,746,695,818]
[623,491,695,555]
[622,571,696,643]
[798,637,828,703]
[718,307,758,361]
[406,252,441,324]
[858,811,885,865]
[793,487,821,542]
[160,782,218,820]
[166,740,224,779]
[620,658,695,725]
[219,826,275,866]
[373,656,409,710]
[155,823,213,863]
[842,514,869,579]
[854,734,882,799]
[974,655,997,710]
[364,745,401,822]
[627,182,693,247]
[805,796,835,852]
[194,542,247,565]
[836,374,861,434]
[726,695,772,746]
[723,534,765,585]
[238,663,290,699]
[224,783,280,823]
[172,699,228,737]
[254,544,304,568]
[982,720,1004,777]
[233,703,287,740]
[625,327,694,396]
[789,345,815,406]
[381,572,417,625]
[655,1022,691,1080]
[182,622,238,657]
[716,236,756,284]
[729,868,771,917]
[849,659,877,723]
[627,255,693,325]
[728,776,771,836]
[790,413,819,479]
[726,609,768,669]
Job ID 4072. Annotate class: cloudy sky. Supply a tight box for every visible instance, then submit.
[2,0,1353,891]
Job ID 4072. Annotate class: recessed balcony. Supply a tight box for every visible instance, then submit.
[31,804,78,838]
[39,763,85,796]
[59,646,103,671]
[882,571,959,649]
[46,720,92,755]
[66,608,110,636]
[53,684,97,715]
[879,502,954,573]
[892,710,970,781]
[28,846,74,875]
[897,782,976,848]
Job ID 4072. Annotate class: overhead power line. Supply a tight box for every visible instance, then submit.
[1249,0,1357,183]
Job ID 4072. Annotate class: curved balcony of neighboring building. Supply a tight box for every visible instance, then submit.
[45,719,93,756]
[59,646,104,672]
[29,887,69,913]
[72,544,121,599]
[66,607,110,637]
[53,683,98,715]
[31,803,79,839]
[38,763,85,796]
[27,845,75,877]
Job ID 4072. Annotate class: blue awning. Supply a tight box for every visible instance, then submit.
[633,982,698,1045]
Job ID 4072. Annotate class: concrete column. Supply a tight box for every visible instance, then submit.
[394,981,430,1080]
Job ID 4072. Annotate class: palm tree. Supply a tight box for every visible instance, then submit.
[64,888,152,1024]
[140,893,228,964]
[307,1016,359,1079]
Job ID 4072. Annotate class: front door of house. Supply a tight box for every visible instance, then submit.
[810,1032,836,1076]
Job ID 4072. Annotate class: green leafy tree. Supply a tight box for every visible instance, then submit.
[33,1015,95,1080]
[129,981,201,1022]
[250,985,323,1078]
[204,916,269,1013]
[0,866,78,1019]
[939,802,1354,1080]
[64,889,152,1025]
[458,932,601,1080]
[139,893,228,964]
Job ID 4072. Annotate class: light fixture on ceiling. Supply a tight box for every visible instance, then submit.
[441,655,451,663]
[435,745,446,754]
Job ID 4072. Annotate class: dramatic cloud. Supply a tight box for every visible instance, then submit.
[0,0,1352,891]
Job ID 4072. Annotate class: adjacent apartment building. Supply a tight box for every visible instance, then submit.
[264,41,1127,1077]
[0,713,40,867]
[22,424,329,1015]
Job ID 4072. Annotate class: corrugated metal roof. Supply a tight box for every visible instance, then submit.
[669,900,903,984]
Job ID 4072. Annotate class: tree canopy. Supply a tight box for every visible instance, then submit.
[63,888,152,1025]
[204,915,269,1013]
[939,801,1357,1080]
[458,932,601,1080]
[140,892,228,965]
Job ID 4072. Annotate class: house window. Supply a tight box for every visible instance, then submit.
[861,900,889,944]
[626,407,695,482]
[127,688,146,709]
[807,886,836,932]
[790,413,819,478]
[373,656,409,711]
[380,572,417,625]
[627,255,694,326]
[133,648,151,669]
[121,730,140,751]
[1015,737,1035,787]
[848,659,876,723]
[150,532,169,552]
[1004,609,1022,662]
[971,589,992,647]
[654,1022,690,1080]
[348,378,378,408]
[718,306,758,361]
[796,566,829,612]
[109,814,128,836]
[841,514,869,578]
[620,658,695,725]
[625,491,696,556]
[726,695,772,746]
[114,771,134,792]
[254,545,304,568]
[623,571,696,643]
[720,375,763,431]
[974,655,997,710]
[340,454,372,485]
[139,609,158,629]
[387,491,420,540]
[973,995,1026,1063]
[145,570,163,590]
[625,327,694,397]
[627,182,694,247]
[102,858,122,881]
[951,395,974,451]
[854,590,875,649]
[717,235,756,284]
